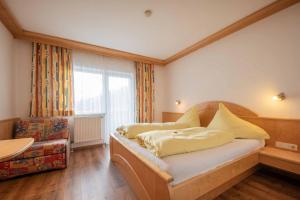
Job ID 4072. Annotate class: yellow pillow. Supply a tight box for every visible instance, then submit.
[207,103,269,139]
[176,106,200,127]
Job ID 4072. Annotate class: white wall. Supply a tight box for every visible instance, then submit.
[13,39,32,117]
[161,4,300,119]
[0,22,14,120]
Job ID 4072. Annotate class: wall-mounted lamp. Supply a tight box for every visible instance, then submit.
[175,100,181,105]
[272,92,286,101]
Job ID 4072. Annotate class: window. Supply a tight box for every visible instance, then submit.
[106,71,135,140]
[74,68,105,115]
[74,65,135,143]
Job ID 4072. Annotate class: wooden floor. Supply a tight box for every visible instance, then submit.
[0,146,299,200]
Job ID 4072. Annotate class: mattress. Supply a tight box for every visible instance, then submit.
[112,132,265,186]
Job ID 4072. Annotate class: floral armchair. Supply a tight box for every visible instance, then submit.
[0,118,70,180]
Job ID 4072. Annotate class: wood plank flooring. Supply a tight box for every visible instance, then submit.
[0,146,299,200]
[216,167,300,200]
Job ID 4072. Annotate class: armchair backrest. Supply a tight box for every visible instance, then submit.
[14,118,69,142]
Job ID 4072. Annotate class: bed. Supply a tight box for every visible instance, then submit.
[109,101,298,200]
[113,131,264,185]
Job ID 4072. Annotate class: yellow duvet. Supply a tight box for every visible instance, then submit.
[116,122,190,139]
[136,127,234,157]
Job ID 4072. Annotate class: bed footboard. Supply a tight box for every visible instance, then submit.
[110,134,259,200]
[110,135,173,200]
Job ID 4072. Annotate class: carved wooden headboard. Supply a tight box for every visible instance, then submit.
[162,101,300,152]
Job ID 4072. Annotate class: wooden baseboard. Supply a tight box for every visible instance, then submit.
[72,140,104,150]
[72,144,104,151]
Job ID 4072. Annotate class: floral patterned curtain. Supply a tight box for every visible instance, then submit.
[136,62,155,122]
[30,42,73,117]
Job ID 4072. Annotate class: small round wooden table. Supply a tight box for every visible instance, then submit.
[0,138,34,162]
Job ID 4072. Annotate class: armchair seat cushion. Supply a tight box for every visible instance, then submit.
[0,154,66,180]
[13,139,67,160]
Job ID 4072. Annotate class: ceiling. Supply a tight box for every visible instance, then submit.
[5,0,275,59]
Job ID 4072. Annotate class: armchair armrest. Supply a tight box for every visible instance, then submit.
[0,118,19,140]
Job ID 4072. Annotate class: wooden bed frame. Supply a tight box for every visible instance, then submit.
[110,101,300,200]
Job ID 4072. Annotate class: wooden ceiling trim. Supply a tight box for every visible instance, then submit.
[17,30,166,65]
[0,0,22,37]
[164,0,300,64]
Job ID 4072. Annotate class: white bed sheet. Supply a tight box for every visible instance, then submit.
[112,132,265,186]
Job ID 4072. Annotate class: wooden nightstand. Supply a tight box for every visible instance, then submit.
[259,147,300,175]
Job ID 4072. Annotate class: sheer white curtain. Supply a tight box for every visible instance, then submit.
[73,51,135,144]
[105,71,135,143]
[74,67,105,115]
